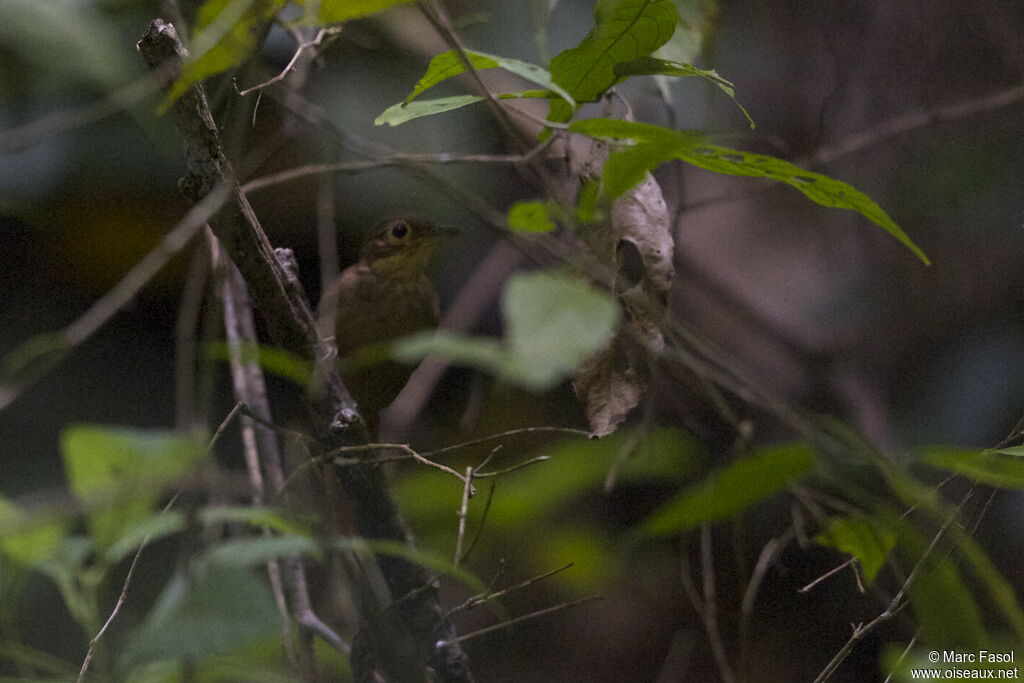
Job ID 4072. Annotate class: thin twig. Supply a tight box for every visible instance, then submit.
[437,596,601,648]
[458,481,495,565]
[447,563,575,616]
[882,633,919,683]
[739,533,791,683]
[453,467,475,566]
[810,83,1024,166]
[812,491,973,683]
[797,557,856,594]
[174,245,211,432]
[240,145,556,194]
[699,526,736,683]
[474,456,551,478]
[236,28,342,97]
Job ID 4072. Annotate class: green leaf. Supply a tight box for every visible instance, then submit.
[105,510,186,564]
[296,0,416,24]
[920,446,1024,489]
[403,50,575,106]
[910,557,987,648]
[330,537,487,595]
[204,341,312,385]
[203,535,321,568]
[651,0,717,103]
[947,523,1024,642]
[201,506,313,537]
[375,94,486,126]
[376,90,555,126]
[393,330,505,374]
[576,178,603,224]
[105,506,312,564]
[165,0,287,105]
[0,498,68,566]
[899,527,987,648]
[124,565,280,666]
[62,426,204,552]
[503,270,621,387]
[612,57,753,128]
[994,445,1024,457]
[548,0,678,124]
[394,270,620,391]
[815,514,896,584]
[569,118,930,264]
[636,443,815,537]
[507,200,557,233]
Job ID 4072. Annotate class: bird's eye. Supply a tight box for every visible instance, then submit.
[390,222,410,240]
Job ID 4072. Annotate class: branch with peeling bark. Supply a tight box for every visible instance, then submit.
[136,18,471,682]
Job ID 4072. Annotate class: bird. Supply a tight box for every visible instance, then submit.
[321,217,453,430]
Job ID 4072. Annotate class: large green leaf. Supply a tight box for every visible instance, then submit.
[395,427,700,532]
[900,527,987,648]
[62,426,204,552]
[105,506,313,563]
[166,0,287,105]
[124,565,280,666]
[394,269,621,391]
[569,118,930,264]
[202,535,321,568]
[636,443,816,537]
[402,50,574,106]
[920,446,1024,489]
[548,0,677,123]
[815,514,896,584]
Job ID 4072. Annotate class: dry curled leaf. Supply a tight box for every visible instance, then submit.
[572,137,675,436]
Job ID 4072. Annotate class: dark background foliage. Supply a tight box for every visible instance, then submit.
[1,0,1023,681]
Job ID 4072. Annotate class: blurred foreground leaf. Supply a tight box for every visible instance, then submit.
[62,426,204,553]
[920,445,1024,488]
[124,565,280,667]
[816,514,896,584]
[635,443,816,538]
[394,269,620,391]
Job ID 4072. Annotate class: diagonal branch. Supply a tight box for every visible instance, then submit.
[136,18,472,682]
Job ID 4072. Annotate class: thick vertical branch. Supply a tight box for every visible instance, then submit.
[136,19,472,681]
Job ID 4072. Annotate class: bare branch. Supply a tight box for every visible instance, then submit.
[453,467,475,566]
[236,27,342,97]
[447,563,575,616]
[797,557,856,594]
[437,596,601,648]
[136,19,472,681]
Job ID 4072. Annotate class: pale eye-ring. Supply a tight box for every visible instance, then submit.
[390,221,410,240]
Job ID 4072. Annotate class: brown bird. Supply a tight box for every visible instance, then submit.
[322,217,452,428]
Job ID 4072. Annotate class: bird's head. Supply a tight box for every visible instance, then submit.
[359,217,455,278]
